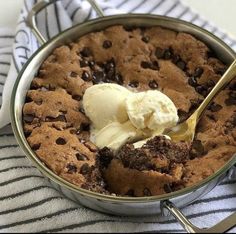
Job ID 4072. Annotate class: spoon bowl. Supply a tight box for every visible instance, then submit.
[166,115,197,142]
[166,59,236,142]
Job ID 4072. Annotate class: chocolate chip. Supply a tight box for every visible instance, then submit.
[30,82,39,90]
[92,71,105,84]
[202,90,208,97]
[103,40,112,49]
[126,189,135,196]
[172,54,180,64]
[67,164,77,174]
[229,82,236,91]
[188,77,198,87]
[76,153,88,161]
[72,95,82,101]
[70,71,78,78]
[31,143,41,151]
[99,147,113,168]
[114,73,123,85]
[24,131,31,138]
[176,60,186,70]
[225,96,236,106]
[80,163,90,175]
[129,80,139,88]
[104,78,112,83]
[88,60,95,67]
[104,59,115,72]
[207,79,215,87]
[229,91,236,99]
[141,61,151,69]
[48,85,56,91]
[190,98,202,109]
[60,110,67,115]
[206,114,217,121]
[106,68,115,80]
[195,85,206,95]
[55,115,67,122]
[155,47,164,59]
[151,61,159,70]
[209,102,222,112]
[80,60,89,68]
[216,67,227,76]
[141,61,159,70]
[192,140,205,155]
[193,67,203,78]
[82,71,90,81]
[23,114,34,123]
[25,96,33,103]
[80,122,90,131]
[66,90,72,95]
[143,188,152,196]
[163,49,173,60]
[56,137,67,145]
[164,184,172,193]
[46,115,66,122]
[80,47,92,57]
[38,70,46,78]
[149,80,158,89]
[106,71,115,81]
[123,25,134,32]
[142,35,150,43]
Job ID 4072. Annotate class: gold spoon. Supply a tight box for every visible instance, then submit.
[166,59,236,142]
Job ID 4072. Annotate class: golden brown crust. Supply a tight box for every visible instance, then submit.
[104,160,178,196]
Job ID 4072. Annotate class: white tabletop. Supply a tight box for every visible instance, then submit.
[181,0,236,39]
[0,0,236,40]
[0,0,24,28]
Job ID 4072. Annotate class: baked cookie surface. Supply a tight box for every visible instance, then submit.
[23,25,236,196]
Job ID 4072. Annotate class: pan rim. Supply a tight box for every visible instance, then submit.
[11,13,236,203]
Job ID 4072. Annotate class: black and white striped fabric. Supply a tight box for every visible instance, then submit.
[0,0,236,232]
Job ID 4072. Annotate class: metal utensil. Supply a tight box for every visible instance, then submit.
[166,59,236,142]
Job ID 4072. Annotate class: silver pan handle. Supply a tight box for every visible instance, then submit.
[162,201,236,233]
[26,0,105,45]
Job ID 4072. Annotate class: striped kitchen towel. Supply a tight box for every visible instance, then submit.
[0,0,236,232]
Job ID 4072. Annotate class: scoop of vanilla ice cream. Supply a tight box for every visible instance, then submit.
[93,121,144,150]
[126,90,179,132]
[83,84,130,129]
[83,84,178,150]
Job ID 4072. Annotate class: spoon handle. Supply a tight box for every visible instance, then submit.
[194,59,236,121]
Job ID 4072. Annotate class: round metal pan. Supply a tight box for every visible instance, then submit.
[10,0,236,232]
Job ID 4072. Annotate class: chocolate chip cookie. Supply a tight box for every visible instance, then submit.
[23,25,236,196]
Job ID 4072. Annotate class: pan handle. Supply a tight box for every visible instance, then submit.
[162,200,236,233]
[26,0,105,45]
